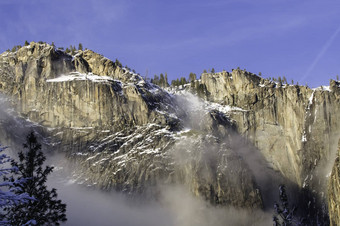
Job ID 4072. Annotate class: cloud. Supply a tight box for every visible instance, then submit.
[89,0,129,23]
[160,185,272,226]
[125,12,308,54]
[300,24,340,84]
[49,171,272,226]
[51,182,173,226]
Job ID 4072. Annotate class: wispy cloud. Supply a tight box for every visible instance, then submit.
[89,0,129,23]
[126,14,307,53]
[300,24,340,83]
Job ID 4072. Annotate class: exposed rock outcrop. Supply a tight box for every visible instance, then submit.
[200,70,340,188]
[1,42,339,216]
[328,139,340,226]
[0,43,262,209]
[0,42,180,132]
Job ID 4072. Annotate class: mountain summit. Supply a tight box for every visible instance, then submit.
[0,42,339,224]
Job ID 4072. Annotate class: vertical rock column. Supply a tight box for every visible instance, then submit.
[328,139,340,226]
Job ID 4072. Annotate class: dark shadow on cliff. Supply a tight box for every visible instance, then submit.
[229,132,330,225]
[0,95,55,153]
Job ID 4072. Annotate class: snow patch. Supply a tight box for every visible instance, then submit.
[301,132,307,142]
[70,127,93,130]
[206,101,247,113]
[306,90,315,113]
[313,86,331,92]
[73,152,89,156]
[138,148,160,155]
[46,72,118,83]
[308,90,315,106]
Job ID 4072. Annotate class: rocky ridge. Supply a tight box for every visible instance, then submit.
[0,42,263,209]
[199,70,340,188]
[0,42,339,218]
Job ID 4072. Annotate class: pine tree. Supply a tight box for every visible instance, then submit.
[152,74,160,86]
[273,185,296,226]
[172,78,180,87]
[171,79,179,87]
[189,72,196,82]
[78,43,83,51]
[0,145,33,225]
[4,132,67,225]
[115,59,122,68]
[164,73,169,87]
[70,45,76,55]
[24,40,29,46]
[180,77,187,86]
[160,73,165,87]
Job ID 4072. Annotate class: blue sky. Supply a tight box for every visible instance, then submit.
[0,0,339,87]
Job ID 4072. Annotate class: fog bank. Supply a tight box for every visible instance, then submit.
[49,168,272,226]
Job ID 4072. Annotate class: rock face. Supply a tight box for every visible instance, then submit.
[0,42,180,131]
[0,42,339,215]
[0,43,263,209]
[328,139,340,226]
[200,70,340,187]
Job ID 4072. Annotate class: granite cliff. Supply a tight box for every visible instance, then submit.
[0,42,339,223]
[328,139,340,226]
[199,70,340,188]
